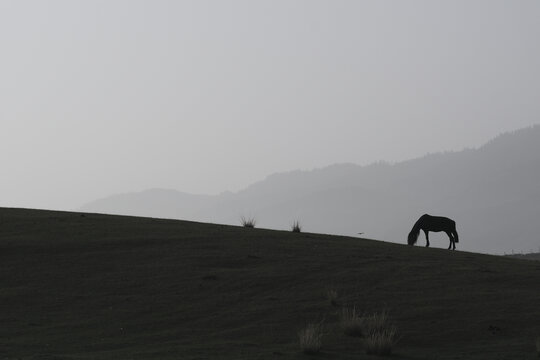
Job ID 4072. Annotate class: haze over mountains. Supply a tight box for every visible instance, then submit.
[81,125,540,254]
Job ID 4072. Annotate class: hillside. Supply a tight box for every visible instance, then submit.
[508,252,540,261]
[80,125,540,254]
[1,208,539,359]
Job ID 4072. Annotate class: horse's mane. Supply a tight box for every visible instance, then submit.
[407,216,424,245]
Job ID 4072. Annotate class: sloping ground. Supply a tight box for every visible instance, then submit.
[0,208,539,359]
[508,252,540,261]
[80,125,540,255]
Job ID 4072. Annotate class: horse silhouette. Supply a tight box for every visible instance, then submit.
[407,214,459,250]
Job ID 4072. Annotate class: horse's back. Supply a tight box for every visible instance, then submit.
[422,214,456,231]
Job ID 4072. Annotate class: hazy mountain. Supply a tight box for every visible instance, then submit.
[80,125,540,254]
[80,188,216,222]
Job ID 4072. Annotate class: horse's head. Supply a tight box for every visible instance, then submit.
[407,230,419,245]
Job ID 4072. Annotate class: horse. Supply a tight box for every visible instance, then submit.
[407,214,459,250]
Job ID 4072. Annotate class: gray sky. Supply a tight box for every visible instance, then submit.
[1,0,539,210]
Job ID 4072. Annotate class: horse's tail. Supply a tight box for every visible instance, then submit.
[453,226,459,243]
[407,225,421,245]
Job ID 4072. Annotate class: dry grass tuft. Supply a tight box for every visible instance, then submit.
[291,220,302,233]
[360,310,398,356]
[340,306,364,337]
[240,216,256,228]
[298,322,324,354]
[362,309,390,336]
[363,326,398,356]
[341,308,398,354]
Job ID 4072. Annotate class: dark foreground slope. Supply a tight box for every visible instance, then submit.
[1,208,539,360]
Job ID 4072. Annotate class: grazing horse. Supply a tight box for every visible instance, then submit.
[407,214,459,250]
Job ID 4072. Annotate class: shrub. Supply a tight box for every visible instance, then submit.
[340,306,364,337]
[363,326,398,356]
[240,216,256,228]
[291,220,302,233]
[298,322,323,354]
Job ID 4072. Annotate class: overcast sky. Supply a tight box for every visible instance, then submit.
[1,0,539,210]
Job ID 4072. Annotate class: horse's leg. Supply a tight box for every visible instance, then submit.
[446,231,453,250]
[424,230,430,247]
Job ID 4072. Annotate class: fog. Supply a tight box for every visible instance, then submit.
[1,1,539,210]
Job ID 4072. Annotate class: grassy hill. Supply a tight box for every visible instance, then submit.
[1,208,539,359]
[81,125,540,255]
[508,253,540,261]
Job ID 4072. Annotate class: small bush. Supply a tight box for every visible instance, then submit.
[326,288,338,307]
[298,322,323,354]
[240,216,256,228]
[340,306,364,337]
[363,326,398,356]
[291,220,302,233]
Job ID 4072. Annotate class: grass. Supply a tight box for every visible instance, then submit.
[1,207,540,359]
[291,220,302,233]
[240,216,256,228]
[361,310,397,356]
[340,306,364,337]
[298,322,324,354]
[363,326,398,356]
[362,309,390,336]
[340,308,393,338]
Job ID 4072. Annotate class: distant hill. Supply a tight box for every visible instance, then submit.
[81,125,540,254]
[1,208,540,359]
